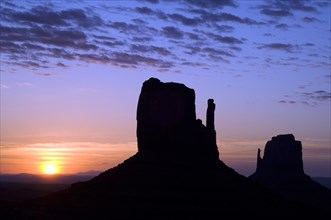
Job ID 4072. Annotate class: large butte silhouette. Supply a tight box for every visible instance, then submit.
[8,78,329,219]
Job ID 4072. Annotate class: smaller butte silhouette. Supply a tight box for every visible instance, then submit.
[250,134,331,210]
[4,78,329,219]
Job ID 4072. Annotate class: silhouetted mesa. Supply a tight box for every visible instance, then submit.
[255,134,304,174]
[250,134,331,210]
[136,77,219,164]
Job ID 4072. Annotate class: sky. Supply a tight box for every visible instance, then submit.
[0,0,330,177]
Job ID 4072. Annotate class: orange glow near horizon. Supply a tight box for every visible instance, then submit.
[1,142,137,175]
[1,140,330,176]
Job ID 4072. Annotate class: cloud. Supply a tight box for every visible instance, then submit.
[3,1,16,7]
[1,0,326,76]
[264,57,303,67]
[130,44,172,56]
[0,2,262,73]
[134,6,168,20]
[277,100,296,104]
[274,23,302,30]
[260,8,292,17]
[182,45,233,63]
[168,13,201,26]
[92,35,126,47]
[181,61,204,67]
[56,62,68,68]
[109,21,158,35]
[302,17,320,23]
[109,21,139,33]
[315,2,329,7]
[218,12,264,25]
[94,40,125,47]
[3,60,49,69]
[277,99,316,107]
[9,6,67,26]
[93,35,121,41]
[22,43,46,51]
[0,3,173,71]
[213,24,235,32]
[39,28,97,50]
[110,52,173,68]
[131,36,153,42]
[191,10,263,25]
[206,33,243,44]
[278,89,331,107]
[280,0,317,12]
[302,43,315,47]
[132,18,148,25]
[135,6,154,15]
[34,72,52,77]
[259,0,318,18]
[186,0,237,8]
[202,47,234,57]
[183,45,202,55]
[229,46,242,51]
[5,6,103,28]
[75,53,112,64]
[0,26,29,40]
[185,32,204,41]
[139,0,159,4]
[76,51,171,70]
[258,43,299,53]
[0,41,23,54]
[61,9,103,28]
[48,48,76,60]
[275,23,289,30]
[162,26,184,39]
[298,84,312,90]
[302,90,331,102]
[1,25,98,50]
[0,5,104,70]
[180,47,234,63]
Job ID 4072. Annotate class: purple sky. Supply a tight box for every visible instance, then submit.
[1,0,330,176]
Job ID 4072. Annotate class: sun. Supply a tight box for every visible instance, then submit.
[44,165,57,175]
[40,159,60,175]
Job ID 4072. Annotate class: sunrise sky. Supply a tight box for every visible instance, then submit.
[1,0,330,177]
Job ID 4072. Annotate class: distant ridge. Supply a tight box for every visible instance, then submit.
[0,173,98,184]
[74,170,102,176]
[3,78,329,219]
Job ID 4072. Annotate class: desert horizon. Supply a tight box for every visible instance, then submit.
[1,77,330,219]
[0,0,330,218]
[1,134,330,177]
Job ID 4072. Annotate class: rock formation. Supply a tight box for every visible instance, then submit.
[255,134,304,174]
[136,77,219,164]
[4,79,329,219]
[250,134,331,210]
